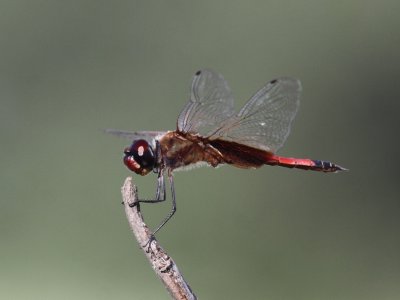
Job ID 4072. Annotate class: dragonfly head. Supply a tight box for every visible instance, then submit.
[123,139,155,176]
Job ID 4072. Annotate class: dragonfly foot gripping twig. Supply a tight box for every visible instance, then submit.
[121,177,197,300]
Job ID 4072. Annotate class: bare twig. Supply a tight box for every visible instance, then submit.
[121,177,197,300]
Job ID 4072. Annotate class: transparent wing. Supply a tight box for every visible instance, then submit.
[177,69,235,135]
[104,129,167,144]
[209,77,302,153]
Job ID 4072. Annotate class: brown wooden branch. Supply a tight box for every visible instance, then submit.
[121,177,197,300]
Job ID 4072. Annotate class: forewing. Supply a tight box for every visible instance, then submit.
[209,77,301,153]
[105,129,167,146]
[177,69,235,135]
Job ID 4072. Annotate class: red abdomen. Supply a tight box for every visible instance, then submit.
[265,155,346,173]
[208,138,346,172]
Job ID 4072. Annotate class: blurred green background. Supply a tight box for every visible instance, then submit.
[1,1,399,299]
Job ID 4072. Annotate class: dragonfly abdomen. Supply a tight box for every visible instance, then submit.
[265,155,346,173]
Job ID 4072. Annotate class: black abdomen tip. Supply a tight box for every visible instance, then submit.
[313,160,348,172]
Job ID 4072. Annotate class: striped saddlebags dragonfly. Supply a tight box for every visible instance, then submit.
[107,69,346,235]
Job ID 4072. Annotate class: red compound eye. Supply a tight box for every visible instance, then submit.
[123,139,155,176]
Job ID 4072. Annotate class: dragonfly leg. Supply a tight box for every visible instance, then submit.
[129,169,166,207]
[151,171,177,236]
[138,171,176,252]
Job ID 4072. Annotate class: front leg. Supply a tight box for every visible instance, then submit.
[151,170,177,236]
[129,169,166,207]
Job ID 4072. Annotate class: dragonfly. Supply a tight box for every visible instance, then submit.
[107,69,346,235]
